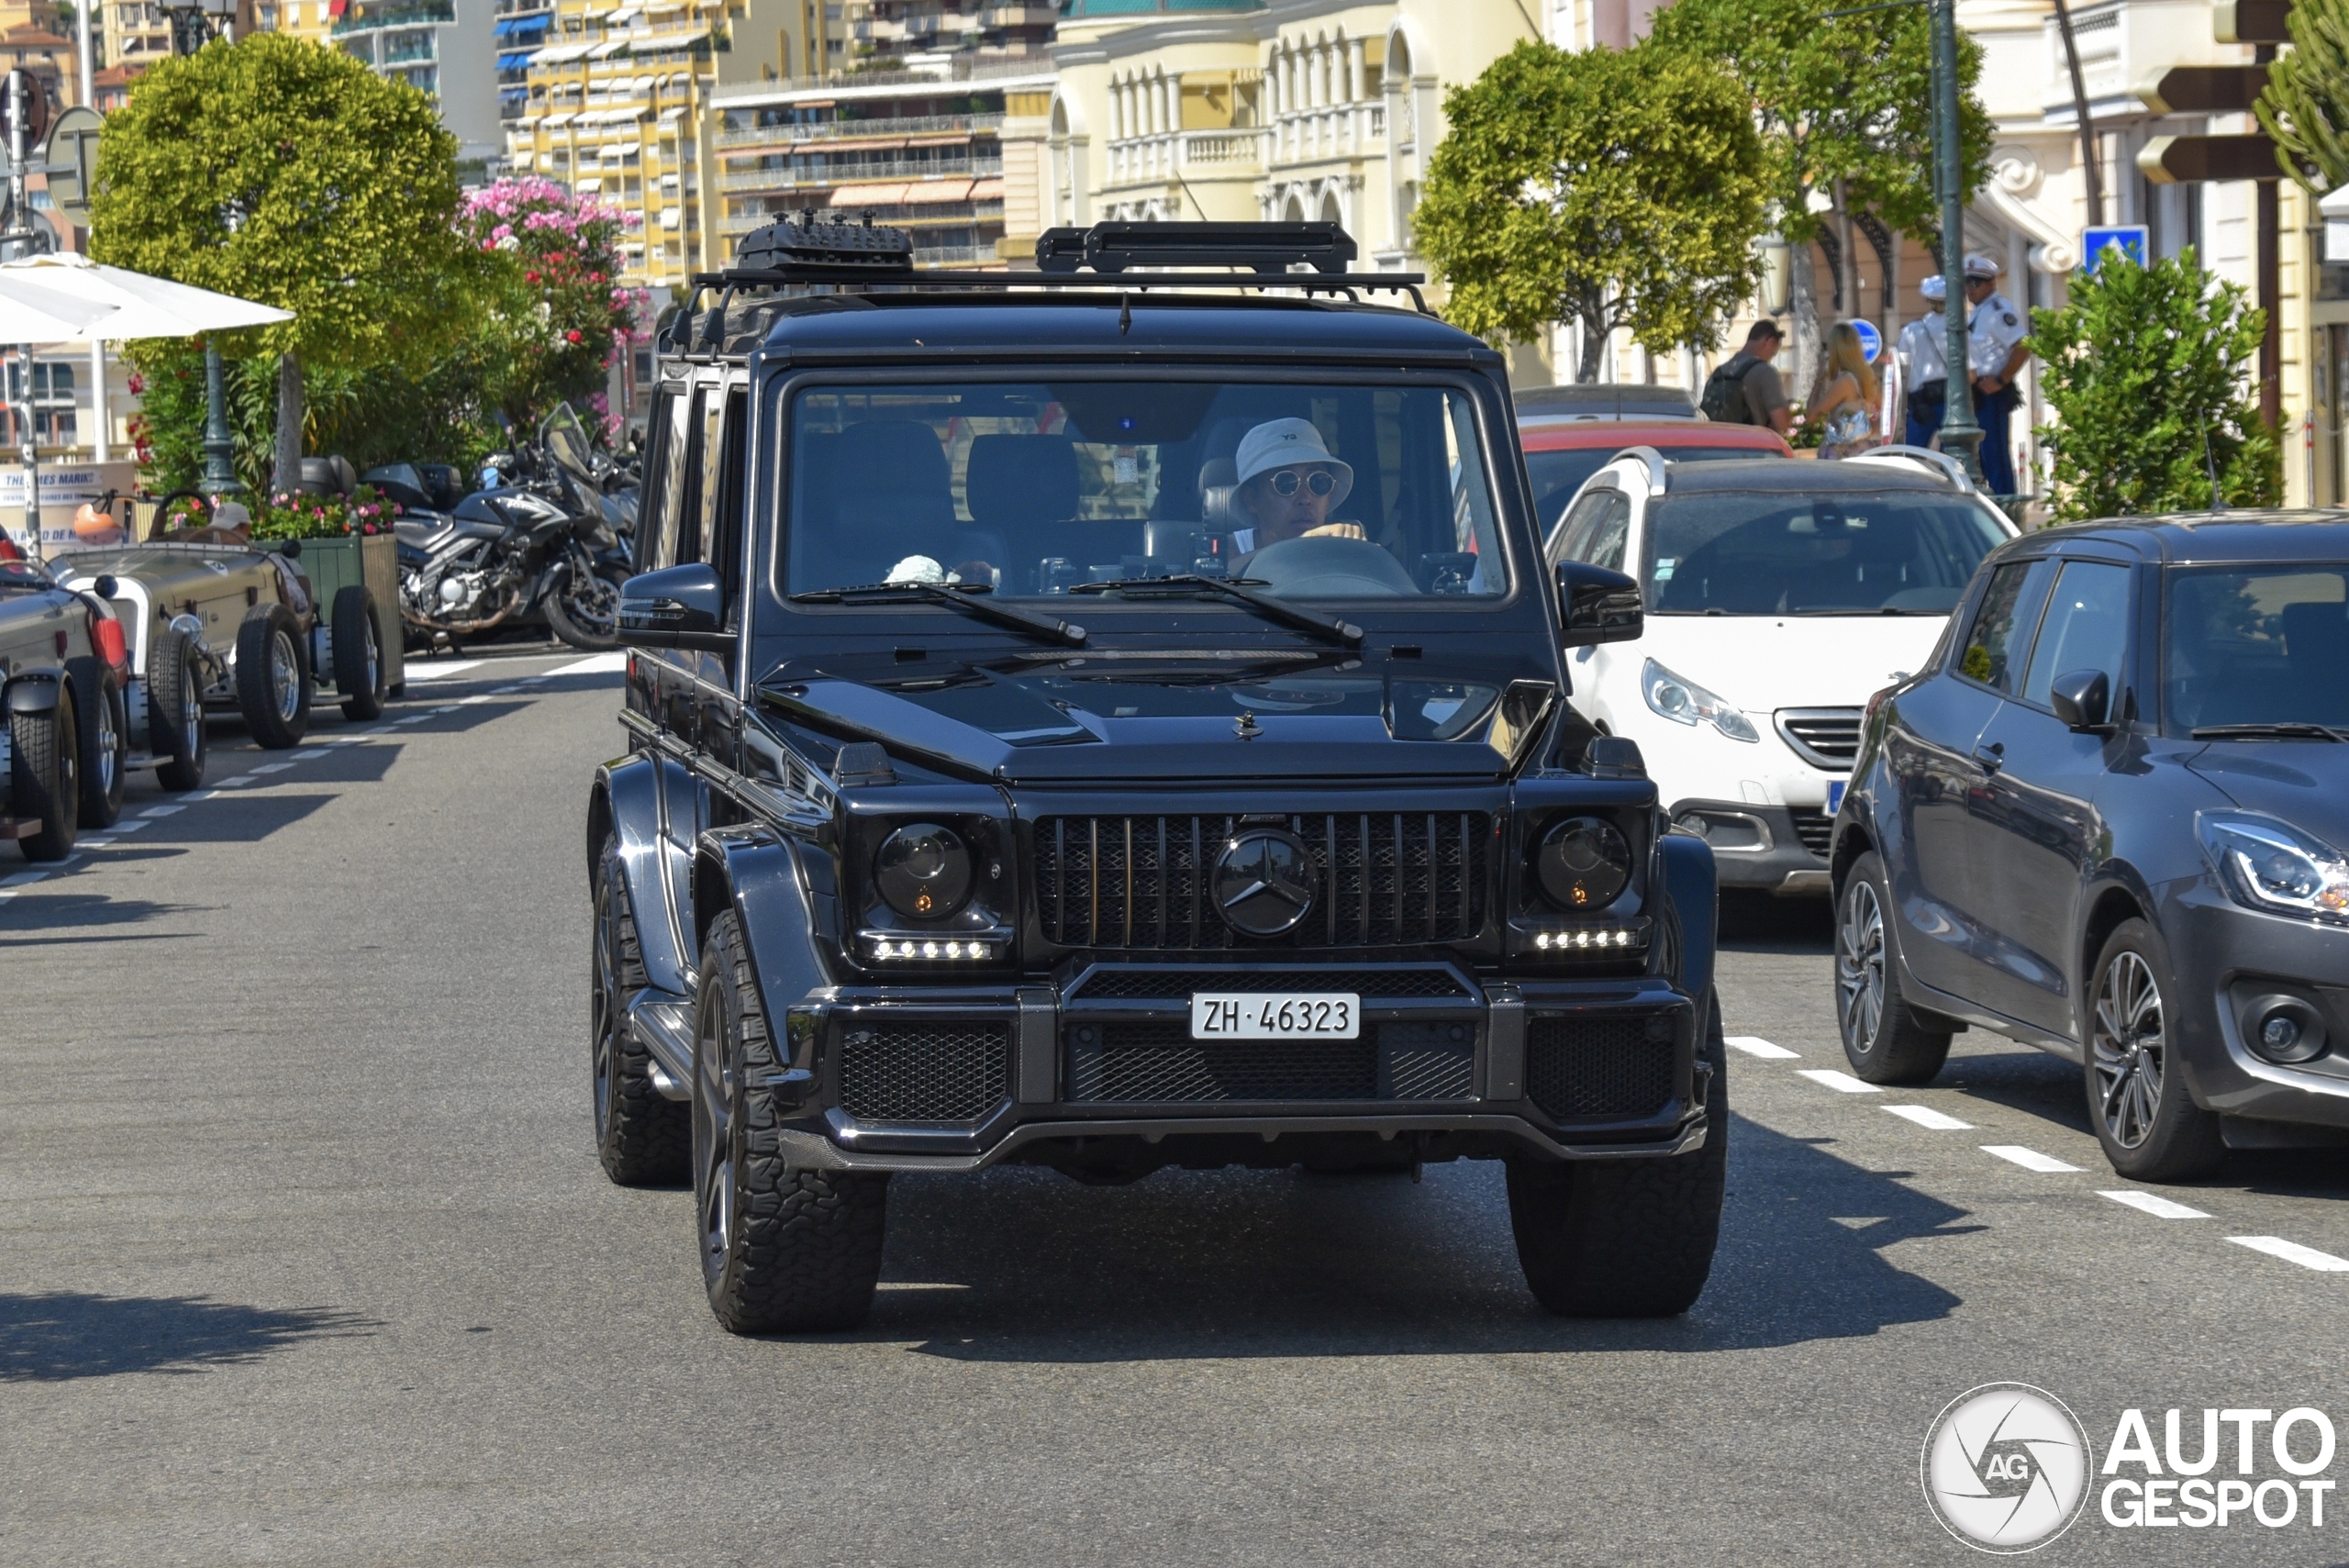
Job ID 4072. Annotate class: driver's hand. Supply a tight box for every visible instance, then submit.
[1304,521,1366,540]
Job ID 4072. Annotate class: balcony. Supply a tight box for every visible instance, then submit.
[383,31,438,64]
[331,0,453,34]
[1266,103,1384,167]
[719,154,1001,191]
[717,111,1004,148]
[1106,128,1264,187]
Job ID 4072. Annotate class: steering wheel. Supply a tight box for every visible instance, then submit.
[153,489,214,533]
[1243,534,1419,597]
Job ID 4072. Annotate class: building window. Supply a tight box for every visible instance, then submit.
[4,361,76,448]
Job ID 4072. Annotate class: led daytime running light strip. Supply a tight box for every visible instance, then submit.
[1532,926,1645,951]
[863,935,999,961]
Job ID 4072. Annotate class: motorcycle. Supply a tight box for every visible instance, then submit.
[379,407,633,652]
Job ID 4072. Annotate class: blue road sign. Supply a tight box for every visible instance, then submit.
[1851,319,1883,363]
[2082,225,2149,273]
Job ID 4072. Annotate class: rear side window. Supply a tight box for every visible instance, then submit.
[643,386,696,572]
[1550,488,1617,564]
[1957,558,2057,693]
[2021,562,2132,707]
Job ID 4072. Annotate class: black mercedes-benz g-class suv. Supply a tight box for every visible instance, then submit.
[588,219,1725,1334]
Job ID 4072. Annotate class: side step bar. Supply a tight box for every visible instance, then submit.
[627,989,696,1101]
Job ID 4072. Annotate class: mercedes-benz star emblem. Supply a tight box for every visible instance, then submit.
[1213,829,1317,937]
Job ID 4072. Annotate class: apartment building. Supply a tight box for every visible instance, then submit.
[263,0,499,163]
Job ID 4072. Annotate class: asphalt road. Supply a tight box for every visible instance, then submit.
[7,653,2349,1566]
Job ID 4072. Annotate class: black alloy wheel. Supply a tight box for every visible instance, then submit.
[2085,918,2224,1181]
[1833,851,1954,1084]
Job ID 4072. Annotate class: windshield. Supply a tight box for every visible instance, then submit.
[1642,490,2008,615]
[783,380,1509,603]
[1528,444,1778,538]
[2165,565,2349,733]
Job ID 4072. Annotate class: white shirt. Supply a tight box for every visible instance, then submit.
[1967,290,2028,381]
[1897,316,1948,387]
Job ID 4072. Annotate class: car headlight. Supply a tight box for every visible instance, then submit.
[2198,812,2349,924]
[874,822,974,919]
[1536,816,1632,910]
[1641,657,1759,742]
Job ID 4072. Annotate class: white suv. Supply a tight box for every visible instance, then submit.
[1548,447,2018,895]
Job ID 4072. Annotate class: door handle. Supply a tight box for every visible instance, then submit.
[1971,742,2005,773]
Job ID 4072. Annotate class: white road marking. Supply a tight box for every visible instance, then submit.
[400,660,484,683]
[1,870,48,886]
[517,675,550,684]
[1728,1036,1799,1060]
[2099,1190,2210,1220]
[363,727,396,736]
[1982,1145,2084,1173]
[489,686,523,695]
[250,762,294,774]
[392,715,430,725]
[545,651,627,677]
[2230,1236,2349,1272]
[1884,1104,1973,1130]
[76,838,115,849]
[321,734,368,744]
[107,818,148,832]
[431,705,460,714]
[457,695,496,705]
[214,774,257,786]
[1797,1069,1881,1094]
[139,804,184,816]
[292,748,328,759]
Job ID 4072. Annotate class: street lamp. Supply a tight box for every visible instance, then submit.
[1931,0,1984,481]
[1753,232,1792,318]
[160,0,245,499]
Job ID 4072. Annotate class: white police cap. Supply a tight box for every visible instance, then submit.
[1919,274,1947,302]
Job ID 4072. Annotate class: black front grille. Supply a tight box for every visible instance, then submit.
[1034,812,1491,950]
[1525,1017,1675,1122]
[1776,708,1863,770]
[1067,1023,1378,1102]
[1069,966,1475,1001]
[1791,813,1834,857]
[839,1020,1010,1123]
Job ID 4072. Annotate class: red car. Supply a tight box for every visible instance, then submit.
[1515,384,1793,541]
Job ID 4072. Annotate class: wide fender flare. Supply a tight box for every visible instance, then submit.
[1656,830,1718,1010]
[691,829,835,1030]
[4,673,61,715]
[588,752,692,996]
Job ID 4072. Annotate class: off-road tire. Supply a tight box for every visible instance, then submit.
[147,627,207,792]
[592,837,688,1184]
[1834,851,1954,1084]
[694,909,888,1334]
[330,585,387,721]
[2085,918,2226,1182]
[65,657,126,829]
[233,603,310,749]
[1505,995,1728,1318]
[9,686,78,861]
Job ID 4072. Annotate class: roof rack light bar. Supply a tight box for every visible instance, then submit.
[1033,220,1358,275]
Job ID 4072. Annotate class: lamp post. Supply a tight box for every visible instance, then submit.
[159,0,244,498]
[1931,0,1984,480]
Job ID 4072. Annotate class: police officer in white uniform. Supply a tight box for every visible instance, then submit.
[1897,274,1949,449]
[1963,253,2031,496]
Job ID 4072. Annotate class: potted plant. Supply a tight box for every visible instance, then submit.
[252,484,406,696]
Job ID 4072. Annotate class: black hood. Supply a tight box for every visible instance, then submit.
[761,659,1553,785]
[2188,740,2349,850]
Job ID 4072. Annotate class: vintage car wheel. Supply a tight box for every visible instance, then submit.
[9,684,80,862]
[330,585,387,722]
[2085,918,2226,1181]
[147,627,207,792]
[234,603,312,749]
[592,837,688,1185]
[1505,996,1727,1318]
[694,909,889,1334]
[1833,852,1953,1084]
[64,657,127,829]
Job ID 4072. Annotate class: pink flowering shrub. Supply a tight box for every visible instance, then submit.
[459,177,640,424]
[250,483,402,540]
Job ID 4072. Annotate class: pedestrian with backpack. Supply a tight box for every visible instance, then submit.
[1699,320,1792,435]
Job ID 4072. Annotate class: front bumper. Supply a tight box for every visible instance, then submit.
[2161,885,2349,1132]
[1668,798,1834,895]
[639,961,1709,1171]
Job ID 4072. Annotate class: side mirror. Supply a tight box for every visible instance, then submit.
[1557,561,1643,647]
[2049,668,2111,731]
[618,562,734,651]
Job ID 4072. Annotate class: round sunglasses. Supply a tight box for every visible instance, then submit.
[1266,468,1338,497]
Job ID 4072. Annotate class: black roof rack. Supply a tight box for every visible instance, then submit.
[661,218,1428,351]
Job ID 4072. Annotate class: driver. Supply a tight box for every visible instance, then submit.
[1229,418,1365,559]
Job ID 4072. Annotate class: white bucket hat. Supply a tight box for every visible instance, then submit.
[1233,417,1353,510]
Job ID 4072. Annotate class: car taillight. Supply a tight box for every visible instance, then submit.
[95,617,128,669]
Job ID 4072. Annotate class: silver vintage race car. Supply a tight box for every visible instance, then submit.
[0,547,131,859]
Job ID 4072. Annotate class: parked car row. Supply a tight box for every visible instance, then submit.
[0,511,395,861]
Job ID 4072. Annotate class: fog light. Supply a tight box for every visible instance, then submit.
[2244,995,2329,1064]
[2264,1015,2302,1053]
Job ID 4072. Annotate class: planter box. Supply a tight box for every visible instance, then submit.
[288,531,406,695]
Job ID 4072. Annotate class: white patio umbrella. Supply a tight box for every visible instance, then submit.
[0,253,291,561]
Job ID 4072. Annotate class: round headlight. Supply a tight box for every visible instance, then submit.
[874,822,973,920]
[1537,817,1631,910]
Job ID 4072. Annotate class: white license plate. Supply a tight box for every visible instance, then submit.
[1190,993,1360,1040]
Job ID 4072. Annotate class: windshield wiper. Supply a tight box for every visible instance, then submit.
[1068,574,1364,647]
[790,581,1085,647]
[2191,721,2349,742]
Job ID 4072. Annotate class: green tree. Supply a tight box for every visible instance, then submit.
[2256,0,2349,188]
[2030,249,2281,520]
[1651,0,1993,372]
[1414,39,1769,380]
[89,32,474,492]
